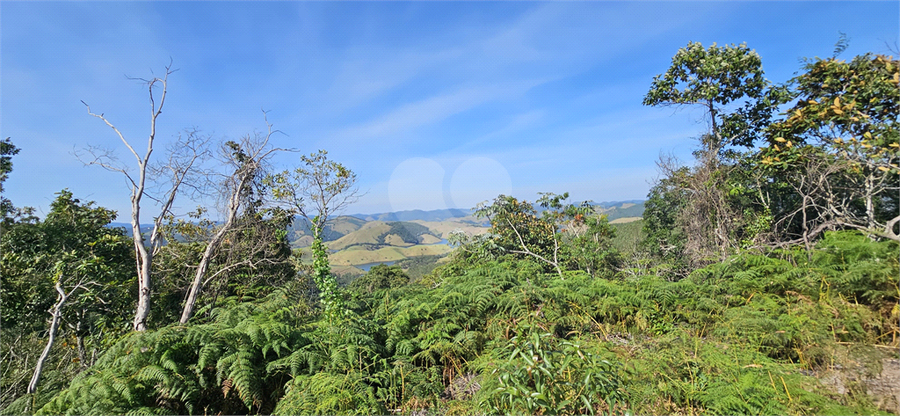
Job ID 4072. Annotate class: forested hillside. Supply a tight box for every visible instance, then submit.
[1,42,897,416]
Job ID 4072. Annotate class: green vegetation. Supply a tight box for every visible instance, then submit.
[329,244,452,266]
[1,137,21,223]
[379,222,434,245]
[610,219,644,255]
[395,254,448,282]
[2,43,898,415]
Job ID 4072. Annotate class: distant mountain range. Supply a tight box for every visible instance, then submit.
[350,200,645,223]
[349,208,473,222]
[105,201,644,276]
[108,200,645,242]
[107,223,153,238]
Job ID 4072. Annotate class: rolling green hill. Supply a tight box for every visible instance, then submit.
[594,201,645,221]
[329,244,452,266]
[292,203,642,276]
[322,221,440,251]
[286,215,367,247]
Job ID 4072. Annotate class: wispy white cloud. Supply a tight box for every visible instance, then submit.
[451,109,547,153]
[314,47,464,115]
[330,78,546,143]
[4,1,896,218]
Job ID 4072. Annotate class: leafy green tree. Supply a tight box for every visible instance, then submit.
[473,194,565,275]
[641,166,691,275]
[349,264,409,294]
[560,214,621,277]
[268,150,360,320]
[1,137,20,223]
[1,190,133,404]
[470,192,619,277]
[643,41,772,153]
[643,43,786,263]
[760,53,899,242]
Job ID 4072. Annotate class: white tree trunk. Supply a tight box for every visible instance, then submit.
[179,165,251,324]
[131,189,152,331]
[27,283,70,394]
[178,225,228,324]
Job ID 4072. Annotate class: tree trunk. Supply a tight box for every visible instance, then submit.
[131,190,153,332]
[27,283,69,394]
[75,320,88,369]
[707,99,722,163]
[864,168,876,232]
[179,243,213,324]
[179,228,226,324]
[83,68,172,332]
[179,171,248,324]
[76,335,87,368]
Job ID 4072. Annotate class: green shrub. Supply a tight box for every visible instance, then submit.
[478,323,625,415]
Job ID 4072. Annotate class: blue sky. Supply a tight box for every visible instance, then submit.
[2,1,897,220]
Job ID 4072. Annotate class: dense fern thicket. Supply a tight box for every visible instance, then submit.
[6,290,311,415]
[6,230,894,415]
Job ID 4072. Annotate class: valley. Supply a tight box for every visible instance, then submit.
[289,201,645,279]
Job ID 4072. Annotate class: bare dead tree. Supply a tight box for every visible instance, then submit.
[757,145,900,259]
[763,153,844,253]
[79,64,210,331]
[835,143,900,242]
[27,275,97,394]
[178,116,284,324]
[653,149,740,268]
[506,217,563,276]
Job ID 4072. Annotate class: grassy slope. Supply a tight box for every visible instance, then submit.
[597,202,645,221]
[329,244,452,266]
[419,234,443,244]
[329,216,367,235]
[609,216,641,224]
[410,219,488,238]
[611,218,645,254]
[316,219,486,269]
[325,222,392,250]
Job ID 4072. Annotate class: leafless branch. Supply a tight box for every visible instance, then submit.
[80,63,181,331]
[506,218,562,276]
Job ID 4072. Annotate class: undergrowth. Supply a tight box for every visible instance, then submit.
[7,231,896,415]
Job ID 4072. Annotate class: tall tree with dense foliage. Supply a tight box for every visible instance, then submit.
[1,137,20,223]
[643,42,788,264]
[759,53,899,243]
[1,190,133,401]
[643,41,771,153]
